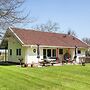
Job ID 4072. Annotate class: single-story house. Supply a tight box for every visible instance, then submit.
[0,27,89,64]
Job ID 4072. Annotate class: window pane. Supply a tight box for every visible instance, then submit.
[10,49,12,55]
[16,49,18,55]
[16,49,21,56]
[47,49,51,57]
[52,49,56,57]
[43,49,46,58]
[59,49,63,54]
[19,49,21,55]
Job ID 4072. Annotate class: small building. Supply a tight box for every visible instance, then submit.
[0,27,89,64]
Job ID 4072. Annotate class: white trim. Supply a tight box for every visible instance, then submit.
[22,44,86,49]
[9,27,24,45]
[22,45,37,47]
[73,36,89,47]
[80,38,90,47]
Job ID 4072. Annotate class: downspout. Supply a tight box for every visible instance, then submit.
[5,47,7,62]
[75,46,77,56]
[37,44,40,63]
[68,48,70,63]
[56,48,59,63]
[74,45,77,61]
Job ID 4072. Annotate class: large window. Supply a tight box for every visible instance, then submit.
[16,48,21,56]
[43,49,56,59]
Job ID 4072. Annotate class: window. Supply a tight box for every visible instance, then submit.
[78,50,81,54]
[19,49,21,55]
[43,49,56,59]
[52,49,56,57]
[47,49,51,57]
[10,49,12,55]
[16,49,18,55]
[43,49,46,59]
[59,49,63,54]
[16,48,21,56]
[0,52,1,55]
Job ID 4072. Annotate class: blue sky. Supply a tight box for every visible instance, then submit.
[22,0,90,39]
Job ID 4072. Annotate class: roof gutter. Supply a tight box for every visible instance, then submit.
[22,44,87,48]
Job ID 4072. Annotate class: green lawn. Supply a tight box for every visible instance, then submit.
[0,64,90,90]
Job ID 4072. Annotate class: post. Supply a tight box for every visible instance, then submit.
[68,48,70,63]
[37,44,40,64]
[74,45,77,61]
[56,48,59,63]
[5,47,7,62]
[75,46,77,56]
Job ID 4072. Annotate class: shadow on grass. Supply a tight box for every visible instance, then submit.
[0,61,20,66]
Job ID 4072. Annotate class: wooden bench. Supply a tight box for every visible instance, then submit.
[39,58,56,66]
[39,59,51,66]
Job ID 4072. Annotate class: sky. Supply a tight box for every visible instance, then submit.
[22,0,90,39]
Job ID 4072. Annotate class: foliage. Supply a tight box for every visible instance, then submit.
[0,65,90,90]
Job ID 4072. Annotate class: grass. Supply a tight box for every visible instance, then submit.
[0,64,90,90]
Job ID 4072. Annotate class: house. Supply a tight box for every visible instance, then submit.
[0,27,89,65]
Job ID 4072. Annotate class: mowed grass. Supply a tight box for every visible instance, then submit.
[0,64,90,90]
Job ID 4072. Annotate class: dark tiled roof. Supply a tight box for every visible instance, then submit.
[11,28,88,48]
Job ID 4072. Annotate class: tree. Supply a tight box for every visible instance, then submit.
[82,38,90,45]
[33,20,60,32]
[82,37,90,57]
[67,29,77,37]
[0,0,30,37]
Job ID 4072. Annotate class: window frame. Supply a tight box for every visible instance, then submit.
[16,48,21,56]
